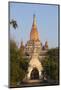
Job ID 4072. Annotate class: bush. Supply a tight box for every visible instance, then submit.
[10,40,29,87]
[42,48,59,82]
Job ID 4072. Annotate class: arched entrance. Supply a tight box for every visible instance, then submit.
[30,68,39,80]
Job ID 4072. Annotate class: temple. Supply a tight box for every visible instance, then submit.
[20,15,48,81]
[25,15,43,56]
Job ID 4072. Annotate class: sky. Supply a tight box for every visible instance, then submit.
[9,2,59,48]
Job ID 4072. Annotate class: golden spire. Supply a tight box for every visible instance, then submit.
[45,41,48,49]
[30,14,39,41]
[33,14,36,26]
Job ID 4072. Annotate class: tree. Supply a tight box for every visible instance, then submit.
[10,40,19,86]
[10,40,29,87]
[42,48,59,83]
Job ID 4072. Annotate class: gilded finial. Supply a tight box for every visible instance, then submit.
[33,14,36,26]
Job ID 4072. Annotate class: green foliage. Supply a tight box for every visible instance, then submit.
[42,48,59,81]
[10,40,29,86]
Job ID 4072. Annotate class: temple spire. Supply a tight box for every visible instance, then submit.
[33,14,36,26]
[30,15,39,41]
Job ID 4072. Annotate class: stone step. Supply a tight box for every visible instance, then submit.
[23,79,42,84]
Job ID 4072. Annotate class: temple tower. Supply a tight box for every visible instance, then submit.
[23,15,48,81]
[25,15,42,56]
[30,15,39,41]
